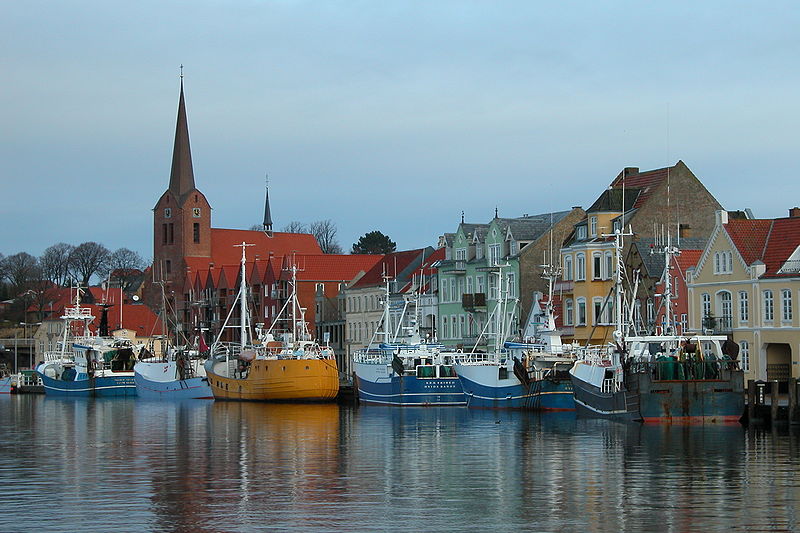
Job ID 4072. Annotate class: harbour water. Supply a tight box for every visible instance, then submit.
[1,396,798,532]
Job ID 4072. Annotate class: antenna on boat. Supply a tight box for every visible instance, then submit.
[234,242,255,348]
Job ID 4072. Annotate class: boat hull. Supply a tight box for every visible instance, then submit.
[206,358,339,401]
[38,372,137,397]
[134,361,213,400]
[0,376,11,394]
[354,362,466,406]
[630,369,745,424]
[456,363,573,410]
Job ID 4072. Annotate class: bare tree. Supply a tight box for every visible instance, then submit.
[2,252,39,291]
[309,219,343,254]
[68,242,111,286]
[107,248,146,293]
[282,221,308,233]
[40,243,75,286]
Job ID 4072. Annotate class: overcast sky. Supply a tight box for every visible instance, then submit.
[3,1,798,261]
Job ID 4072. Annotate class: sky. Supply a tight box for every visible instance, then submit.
[2,1,799,262]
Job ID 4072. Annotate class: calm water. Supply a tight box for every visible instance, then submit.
[0,396,798,532]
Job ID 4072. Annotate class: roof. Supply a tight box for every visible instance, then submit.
[399,248,447,293]
[211,228,322,265]
[723,219,774,265]
[351,249,429,288]
[498,210,572,242]
[168,80,196,205]
[279,254,384,282]
[633,238,708,278]
[608,165,674,210]
[725,216,800,277]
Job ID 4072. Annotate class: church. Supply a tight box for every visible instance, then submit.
[148,80,380,356]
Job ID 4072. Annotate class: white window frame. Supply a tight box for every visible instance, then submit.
[563,255,573,281]
[576,297,587,326]
[564,299,574,326]
[763,290,774,322]
[740,340,749,372]
[739,291,749,323]
[782,289,793,322]
[576,253,586,281]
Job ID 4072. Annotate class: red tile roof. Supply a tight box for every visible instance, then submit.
[279,254,384,282]
[724,216,800,277]
[609,166,672,209]
[724,219,773,265]
[352,249,426,288]
[211,229,321,265]
[675,250,702,275]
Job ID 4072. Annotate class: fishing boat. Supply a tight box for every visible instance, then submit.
[353,276,465,406]
[569,227,745,422]
[0,365,12,394]
[204,244,339,402]
[134,280,213,400]
[454,263,575,410]
[36,288,139,397]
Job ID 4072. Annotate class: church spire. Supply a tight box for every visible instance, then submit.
[263,174,273,237]
[168,67,196,203]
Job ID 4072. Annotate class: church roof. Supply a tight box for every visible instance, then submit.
[168,80,196,205]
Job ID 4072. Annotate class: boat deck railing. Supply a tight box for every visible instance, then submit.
[630,357,739,381]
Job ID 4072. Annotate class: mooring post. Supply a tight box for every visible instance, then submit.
[770,379,780,423]
[747,379,756,424]
[789,377,798,424]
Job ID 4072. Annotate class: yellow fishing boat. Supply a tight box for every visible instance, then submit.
[204,243,339,401]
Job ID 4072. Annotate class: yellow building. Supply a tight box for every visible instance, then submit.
[687,209,800,382]
[558,162,722,345]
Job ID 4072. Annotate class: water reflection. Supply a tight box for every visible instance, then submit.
[0,397,798,532]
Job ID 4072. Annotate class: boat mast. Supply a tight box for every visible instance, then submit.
[235,242,254,349]
[383,272,391,345]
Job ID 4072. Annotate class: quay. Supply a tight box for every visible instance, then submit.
[744,378,800,426]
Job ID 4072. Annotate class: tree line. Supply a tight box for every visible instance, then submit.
[253,219,397,255]
[0,242,146,322]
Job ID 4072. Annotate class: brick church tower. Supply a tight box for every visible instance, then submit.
[152,78,212,286]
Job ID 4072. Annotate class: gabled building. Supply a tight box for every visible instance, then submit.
[437,209,582,349]
[148,78,323,336]
[687,208,800,382]
[343,248,433,374]
[558,161,722,345]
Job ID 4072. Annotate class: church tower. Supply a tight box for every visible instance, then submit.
[153,76,212,284]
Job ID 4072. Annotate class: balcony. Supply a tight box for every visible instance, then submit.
[554,280,574,293]
[452,260,467,274]
[462,293,487,310]
[702,315,733,335]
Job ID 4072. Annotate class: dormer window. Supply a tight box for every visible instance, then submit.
[577,226,587,240]
[164,208,172,219]
[590,216,597,237]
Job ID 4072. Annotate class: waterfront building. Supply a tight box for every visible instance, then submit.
[687,208,800,382]
[557,161,722,345]
[343,248,433,375]
[437,210,580,349]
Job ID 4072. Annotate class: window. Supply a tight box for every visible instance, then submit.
[441,277,450,302]
[589,216,597,237]
[442,316,449,339]
[782,289,793,322]
[563,255,573,281]
[489,244,501,265]
[168,223,174,244]
[763,290,774,322]
[718,291,732,329]
[605,252,613,280]
[466,276,474,295]
[565,299,574,326]
[593,298,603,326]
[702,293,711,322]
[162,223,168,244]
[507,273,516,298]
[647,298,654,325]
[165,260,171,274]
[577,226,587,239]
[592,253,602,280]
[193,222,200,243]
[714,251,733,274]
[576,253,586,281]
[576,298,587,326]
[455,248,467,260]
[488,274,497,300]
[476,275,485,295]
[476,245,484,260]
[510,241,517,255]
[740,340,750,372]
[739,291,749,323]
[460,315,466,337]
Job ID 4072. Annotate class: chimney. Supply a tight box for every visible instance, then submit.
[715,210,729,226]
[789,207,800,218]
[623,167,639,177]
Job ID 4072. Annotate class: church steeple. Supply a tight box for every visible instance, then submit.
[263,175,273,237]
[168,70,196,203]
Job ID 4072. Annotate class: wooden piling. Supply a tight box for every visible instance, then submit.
[747,380,756,423]
[770,380,780,423]
[789,377,798,424]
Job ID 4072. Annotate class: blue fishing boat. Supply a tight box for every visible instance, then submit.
[36,288,139,397]
[134,354,213,400]
[353,277,466,406]
[455,263,576,410]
